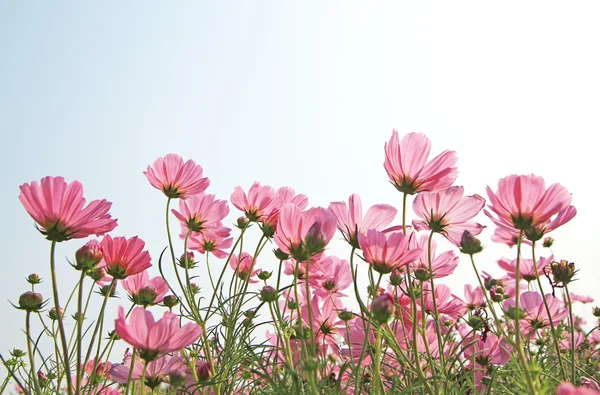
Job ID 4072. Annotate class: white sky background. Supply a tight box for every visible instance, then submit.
[1,1,599,383]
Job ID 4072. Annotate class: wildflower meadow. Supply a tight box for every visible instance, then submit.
[3,131,599,395]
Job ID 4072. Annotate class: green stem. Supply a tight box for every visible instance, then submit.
[564,283,576,383]
[402,193,408,235]
[26,311,42,395]
[426,231,445,373]
[372,326,383,394]
[75,271,86,394]
[50,240,74,395]
[141,359,148,395]
[82,279,115,375]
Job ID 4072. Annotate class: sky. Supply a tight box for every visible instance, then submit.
[1,1,599,384]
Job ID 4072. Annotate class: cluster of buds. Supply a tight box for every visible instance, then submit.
[547,259,577,286]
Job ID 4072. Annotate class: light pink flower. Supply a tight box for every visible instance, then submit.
[144,154,209,199]
[422,283,465,319]
[310,255,353,303]
[384,131,458,194]
[229,252,259,283]
[568,293,594,304]
[259,187,308,234]
[412,186,485,246]
[230,182,280,222]
[463,333,511,366]
[557,382,600,395]
[109,351,185,386]
[328,193,397,248]
[504,291,568,335]
[188,226,233,259]
[358,229,422,274]
[485,174,575,241]
[19,176,118,242]
[100,235,152,279]
[497,255,553,282]
[409,233,459,279]
[114,306,202,361]
[559,331,585,350]
[274,204,337,261]
[464,285,486,310]
[122,271,169,307]
[173,193,229,234]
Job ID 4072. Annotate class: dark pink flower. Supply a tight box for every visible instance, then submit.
[358,229,422,274]
[412,186,485,246]
[122,271,169,307]
[19,176,118,242]
[384,131,458,194]
[100,235,152,280]
[485,174,575,241]
[144,154,209,199]
[463,333,511,366]
[114,306,202,361]
[328,193,397,248]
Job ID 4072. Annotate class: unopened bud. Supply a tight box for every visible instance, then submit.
[237,216,249,229]
[389,269,404,286]
[100,283,117,298]
[196,361,212,382]
[489,286,505,303]
[134,286,158,307]
[189,283,200,295]
[163,295,179,308]
[460,231,483,255]
[18,291,44,312]
[27,273,41,285]
[273,248,289,261]
[550,260,576,285]
[261,223,275,238]
[592,307,600,318]
[169,369,187,386]
[542,237,554,248]
[338,310,354,321]
[371,293,395,325]
[75,240,103,271]
[257,271,272,280]
[467,315,485,331]
[48,307,63,320]
[304,222,326,255]
[413,263,432,282]
[259,286,278,303]
[178,251,195,269]
[10,349,25,358]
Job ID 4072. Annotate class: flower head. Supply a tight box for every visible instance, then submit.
[358,229,421,274]
[122,271,169,307]
[384,131,458,194]
[230,182,280,222]
[172,193,229,234]
[101,235,152,280]
[114,306,202,361]
[19,176,118,242]
[144,154,209,199]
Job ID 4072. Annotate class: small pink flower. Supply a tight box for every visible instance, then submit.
[569,293,594,304]
[463,333,511,366]
[310,255,353,303]
[274,204,337,261]
[144,154,209,199]
[422,283,465,319]
[19,176,118,242]
[109,351,185,386]
[384,131,458,194]
[114,306,202,361]
[358,229,422,274]
[412,186,485,246]
[559,331,585,350]
[122,271,169,307]
[100,235,152,280]
[504,291,568,335]
[229,252,259,283]
[497,255,552,282]
[556,382,600,395]
[328,193,397,248]
[410,233,459,279]
[485,174,575,241]
[230,182,280,222]
[464,285,486,310]
[187,226,233,259]
[173,193,229,234]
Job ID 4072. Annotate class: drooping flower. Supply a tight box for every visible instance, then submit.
[412,186,485,246]
[122,271,169,307]
[383,131,458,194]
[100,235,152,280]
[358,229,422,274]
[230,182,280,222]
[485,174,575,241]
[274,204,337,261]
[144,154,209,199]
[114,306,202,361]
[19,176,118,242]
[172,193,229,234]
[328,193,397,248]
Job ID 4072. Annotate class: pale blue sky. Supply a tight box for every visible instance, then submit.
[2,1,599,381]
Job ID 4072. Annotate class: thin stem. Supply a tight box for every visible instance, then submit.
[426,231,445,372]
[82,279,116,374]
[564,283,576,383]
[141,359,149,395]
[372,326,383,394]
[26,311,41,395]
[50,240,74,395]
[76,271,86,394]
[402,193,408,235]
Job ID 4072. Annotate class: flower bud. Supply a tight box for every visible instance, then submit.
[72,312,84,324]
[38,370,48,387]
[259,286,278,303]
[196,361,212,382]
[244,309,256,319]
[48,307,63,320]
[100,283,117,298]
[592,306,600,318]
[257,271,272,280]
[273,248,290,261]
[413,262,432,282]
[163,295,179,308]
[489,286,505,303]
[75,240,103,271]
[550,260,576,285]
[389,269,404,286]
[261,223,275,238]
[371,292,395,325]
[304,222,326,256]
[18,291,44,312]
[27,273,41,285]
[10,349,25,358]
[467,315,485,331]
[135,286,158,307]
[178,251,195,269]
[338,310,354,322]
[237,216,249,229]
[460,231,483,255]
[189,283,200,295]
[88,268,106,282]
[542,237,554,248]
[287,299,298,310]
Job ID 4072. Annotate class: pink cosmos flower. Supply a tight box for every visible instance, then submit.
[109,351,185,386]
[485,174,575,241]
[114,306,202,361]
[230,182,280,222]
[144,154,209,199]
[409,233,459,279]
[412,186,485,246]
[384,131,458,194]
[19,176,118,242]
[568,293,594,304]
[557,382,600,395]
[358,229,422,274]
[122,271,169,307]
[172,193,229,234]
[422,283,465,319]
[310,255,353,303]
[464,285,486,310]
[100,235,152,280]
[260,187,310,230]
[328,193,397,248]
[497,255,553,282]
[229,252,259,283]
[463,333,511,366]
[187,226,233,259]
[559,331,585,350]
[274,204,337,261]
[504,291,568,336]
